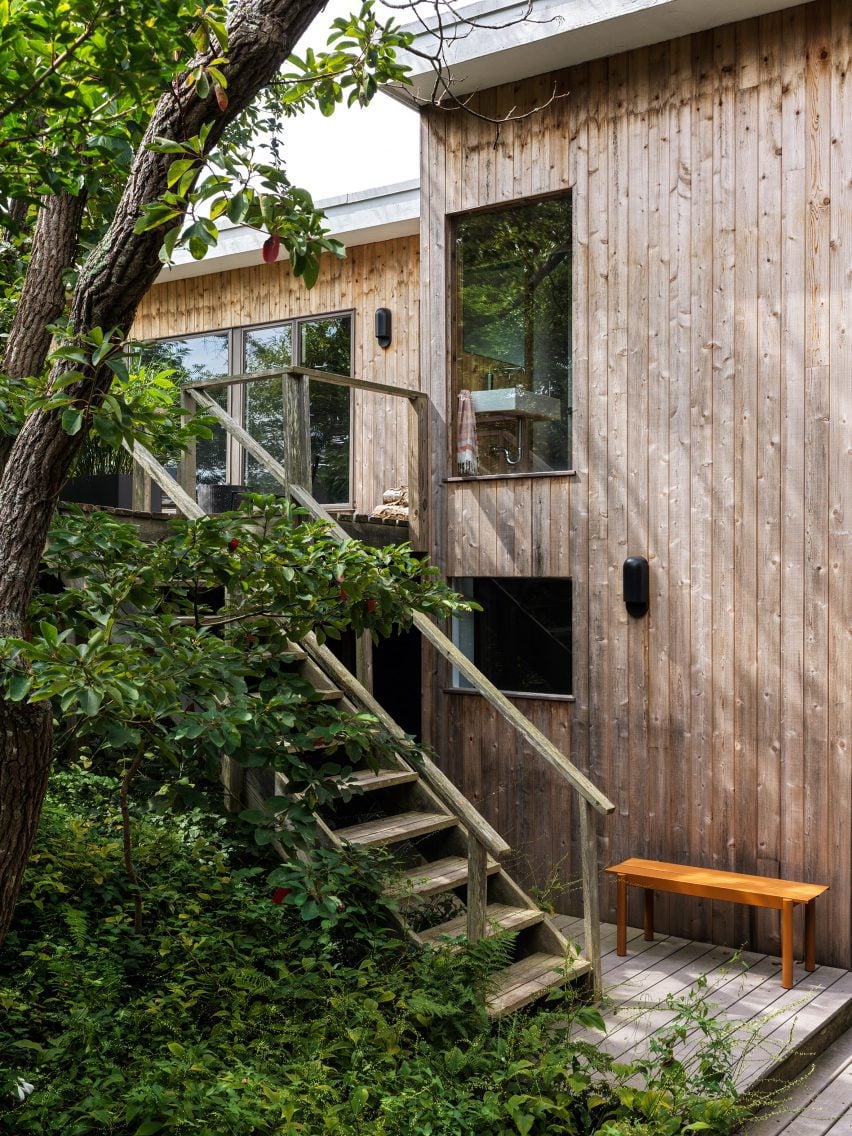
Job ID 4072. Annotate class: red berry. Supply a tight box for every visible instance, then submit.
[228,538,240,551]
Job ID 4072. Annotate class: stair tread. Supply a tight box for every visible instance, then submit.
[395,855,500,899]
[419,903,543,944]
[334,811,457,847]
[341,767,419,792]
[487,952,592,1019]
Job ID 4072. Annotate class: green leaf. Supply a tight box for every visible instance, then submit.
[61,408,83,435]
[7,672,31,701]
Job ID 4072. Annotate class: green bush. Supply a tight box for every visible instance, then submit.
[0,771,750,1135]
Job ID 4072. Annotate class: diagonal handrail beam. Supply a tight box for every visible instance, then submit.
[181,389,614,818]
[184,364,428,403]
[131,390,613,993]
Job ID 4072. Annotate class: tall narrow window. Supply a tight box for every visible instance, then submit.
[243,324,293,493]
[300,314,352,505]
[454,196,572,476]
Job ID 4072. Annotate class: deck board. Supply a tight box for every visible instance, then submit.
[554,917,852,1115]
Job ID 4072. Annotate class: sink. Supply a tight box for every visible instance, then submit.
[471,386,562,421]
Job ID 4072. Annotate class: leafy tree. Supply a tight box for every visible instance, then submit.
[0,0,413,942]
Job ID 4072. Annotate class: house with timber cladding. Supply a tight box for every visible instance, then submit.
[131,0,852,971]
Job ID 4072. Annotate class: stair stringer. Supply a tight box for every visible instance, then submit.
[240,640,591,1016]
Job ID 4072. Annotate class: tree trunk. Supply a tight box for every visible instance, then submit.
[0,0,327,943]
[0,699,52,940]
[3,192,87,381]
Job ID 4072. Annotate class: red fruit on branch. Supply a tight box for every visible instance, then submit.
[228,538,240,551]
[262,233,280,264]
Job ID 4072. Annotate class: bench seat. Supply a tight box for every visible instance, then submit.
[605,858,828,989]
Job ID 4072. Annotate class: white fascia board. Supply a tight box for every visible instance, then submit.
[155,180,420,282]
[387,0,805,105]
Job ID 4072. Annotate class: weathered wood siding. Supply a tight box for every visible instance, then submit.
[132,236,420,516]
[420,0,851,966]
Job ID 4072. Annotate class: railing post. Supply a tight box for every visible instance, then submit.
[579,797,602,999]
[177,387,197,503]
[466,836,488,944]
[355,632,373,693]
[407,395,428,552]
[131,458,152,512]
[283,369,312,491]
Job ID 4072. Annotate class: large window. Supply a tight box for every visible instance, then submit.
[452,577,572,697]
[138,314,352,505]
[453,195,572,476]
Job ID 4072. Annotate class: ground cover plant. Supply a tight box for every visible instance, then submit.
[0,769,752,1135]
[0,502,752,1134]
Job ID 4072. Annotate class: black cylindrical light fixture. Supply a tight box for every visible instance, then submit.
[375,307,392,348]
[623,556,649,618]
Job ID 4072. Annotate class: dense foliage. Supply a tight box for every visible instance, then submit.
[0,770,751,1135]
[1,496,466,849]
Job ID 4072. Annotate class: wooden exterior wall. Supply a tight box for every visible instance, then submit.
[132,236,421,517]
[420,0,852,966]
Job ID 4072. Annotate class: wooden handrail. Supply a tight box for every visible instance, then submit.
[184,364,427,402]
[131,395,612,990]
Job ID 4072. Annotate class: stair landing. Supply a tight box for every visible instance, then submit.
[555,916,852,1103]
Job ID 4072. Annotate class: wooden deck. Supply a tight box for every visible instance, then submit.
[554,916,852,1124]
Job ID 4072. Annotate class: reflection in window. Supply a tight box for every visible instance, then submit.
[454,196,572,475]
[138,315,353,504]
[244,325,292,493]
[137,333,229,484]
[301,316,352,505]
[452,577,572,696]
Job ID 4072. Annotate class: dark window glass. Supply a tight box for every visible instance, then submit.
[137,334,229,485]
[300,315,352,504]
[454,196,572,475]
[243,325,293,492]
[454,577,572,696]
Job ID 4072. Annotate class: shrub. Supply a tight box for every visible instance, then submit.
[0,771,750,1135]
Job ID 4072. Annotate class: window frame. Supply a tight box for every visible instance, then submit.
[139,309,355,509]
[449,192,575,481]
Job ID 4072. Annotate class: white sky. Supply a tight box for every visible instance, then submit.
[281,0,421,200]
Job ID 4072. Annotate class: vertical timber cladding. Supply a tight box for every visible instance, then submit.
[420,0,852,966]
[131,236,421,518]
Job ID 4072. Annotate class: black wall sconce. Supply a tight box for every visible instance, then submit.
[623,556,649,618]
[375,307,392,349]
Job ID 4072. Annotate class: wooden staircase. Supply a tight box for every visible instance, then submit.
[127,366,615,1015]
[241,638,591,1018]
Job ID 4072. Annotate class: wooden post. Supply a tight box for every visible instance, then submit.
[177,388,197,503]
[355,632,373,693]
[131,459,152,512]
[407,395,428,552]
[580,798,603,998]
[283,369,312,490]
[466,836,488,944]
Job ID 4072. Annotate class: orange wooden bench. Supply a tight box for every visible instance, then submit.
[605,858,829,989]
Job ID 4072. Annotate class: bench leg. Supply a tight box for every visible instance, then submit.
[781,899,794,990]
[643,888,655,941]
[804,900,816,972]
[616,875,627,956]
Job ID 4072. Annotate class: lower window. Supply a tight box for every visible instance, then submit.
[451,576,572,696]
